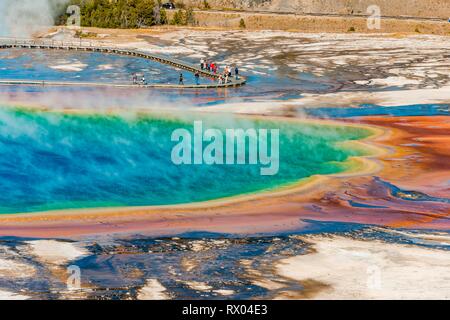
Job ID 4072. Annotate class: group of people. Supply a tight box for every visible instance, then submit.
[200,59,219,74]
[217,65,239,85]
[131,60,240,86]
[200,59,240,85]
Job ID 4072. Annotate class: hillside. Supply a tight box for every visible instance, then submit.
[179,0,450,19]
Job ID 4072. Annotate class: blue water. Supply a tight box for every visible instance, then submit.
[0,48,334,103]
[0,49,212,85]
[374,177,450,204]
[0,107,372,214]
[303,104,450,118]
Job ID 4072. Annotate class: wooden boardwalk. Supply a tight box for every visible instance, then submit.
[0,38,246,89]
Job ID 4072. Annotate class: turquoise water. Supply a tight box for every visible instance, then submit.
[0,107,372,214]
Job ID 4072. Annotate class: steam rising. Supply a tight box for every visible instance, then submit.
[0,0,69,38]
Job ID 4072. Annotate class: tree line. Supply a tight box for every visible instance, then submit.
[59,0,196,29]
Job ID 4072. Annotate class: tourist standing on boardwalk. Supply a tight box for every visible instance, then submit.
[141,75,146,85]
[200,59,205,70]
[235,66,239,80]
[179,73,184,85]
[132,73,138,85]
[195,71,200,85]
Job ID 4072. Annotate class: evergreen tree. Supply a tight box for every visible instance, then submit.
[63,0,164,29]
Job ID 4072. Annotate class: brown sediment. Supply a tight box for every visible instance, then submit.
[274,279,331,300]
[0,115,448,238]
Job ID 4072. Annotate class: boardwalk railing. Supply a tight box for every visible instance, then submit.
[0,37,246,89]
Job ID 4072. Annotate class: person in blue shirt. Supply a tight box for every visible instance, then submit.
[195,71,200,85]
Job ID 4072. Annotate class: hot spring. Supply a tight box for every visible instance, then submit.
[0,48,376,214]
[0,106,374,214]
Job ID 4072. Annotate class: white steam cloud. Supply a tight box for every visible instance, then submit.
[0,0,69,38]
